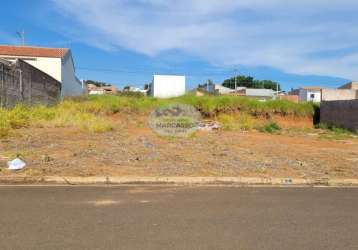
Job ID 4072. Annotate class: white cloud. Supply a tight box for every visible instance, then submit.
[52,0,358,79]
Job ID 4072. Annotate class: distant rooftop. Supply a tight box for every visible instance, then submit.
[338,82,358,90]
[245,88,276,97]
[302,86,323,91]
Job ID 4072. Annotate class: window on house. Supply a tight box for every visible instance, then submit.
[310,93,315,99]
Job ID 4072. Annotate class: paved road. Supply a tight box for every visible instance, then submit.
[0,186,357,250]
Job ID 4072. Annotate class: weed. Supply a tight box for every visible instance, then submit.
[258,121,281,134]
[218,114,236,131]
[0,95,314,137]
[316,123,357,140]
[237,113,253,131]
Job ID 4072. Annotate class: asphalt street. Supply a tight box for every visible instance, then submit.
[0,186,357,250]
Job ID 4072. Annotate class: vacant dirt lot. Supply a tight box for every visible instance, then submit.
[1,114,358,179]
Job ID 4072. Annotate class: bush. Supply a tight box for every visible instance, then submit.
[118,91,145,98]
[258,121,281,134]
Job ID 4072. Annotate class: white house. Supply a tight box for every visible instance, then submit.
[149,75,186,98]
[203,83,235,95]
[0,45,84,96]
[125,86,148,94]
[291,87,322,102]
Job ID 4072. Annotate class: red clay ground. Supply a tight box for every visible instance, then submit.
[0,114,358,179]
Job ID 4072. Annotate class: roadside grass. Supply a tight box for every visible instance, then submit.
[316,123,358,140]
[285,127,318,136]
[0,94,315,138]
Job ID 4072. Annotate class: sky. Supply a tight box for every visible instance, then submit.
[1,0,357,90]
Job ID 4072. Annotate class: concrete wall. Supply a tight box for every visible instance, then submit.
[150,75,186,98]
[321,88,357,101]
[61,53,83,96]
[320,100,358,131]
[0,59,61,108]
[1,52,84,97]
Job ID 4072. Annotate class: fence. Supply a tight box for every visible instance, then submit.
[320,100,358,132]
[0,59,61,108]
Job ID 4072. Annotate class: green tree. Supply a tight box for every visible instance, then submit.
[198,79,214,90]
[84,80,111,87]
[222,75,255,89]
[222,75,281,91]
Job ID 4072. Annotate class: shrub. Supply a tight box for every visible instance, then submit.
[118,91,145,98]
[258,121,281,134]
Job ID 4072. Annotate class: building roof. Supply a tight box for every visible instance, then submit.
[0,45,69,58]
[338,82,358,90]
[301,86,322,91]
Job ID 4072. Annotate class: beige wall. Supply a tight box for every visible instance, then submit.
[0,55,62,82]
[321,88,357,101]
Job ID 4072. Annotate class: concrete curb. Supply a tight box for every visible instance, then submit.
[1,176,358,186]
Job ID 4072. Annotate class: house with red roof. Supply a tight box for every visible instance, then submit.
[0,45,84,96]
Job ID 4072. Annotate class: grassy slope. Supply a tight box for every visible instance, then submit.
[0,95,316,138]
[71,94,315,116]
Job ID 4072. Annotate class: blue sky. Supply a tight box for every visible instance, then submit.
[1,0,357,90]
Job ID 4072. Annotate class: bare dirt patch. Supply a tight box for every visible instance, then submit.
[1,114,357,180]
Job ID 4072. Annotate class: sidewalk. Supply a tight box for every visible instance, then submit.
[1,176,358,186]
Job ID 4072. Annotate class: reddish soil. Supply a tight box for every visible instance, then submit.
[1,114,358,179]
